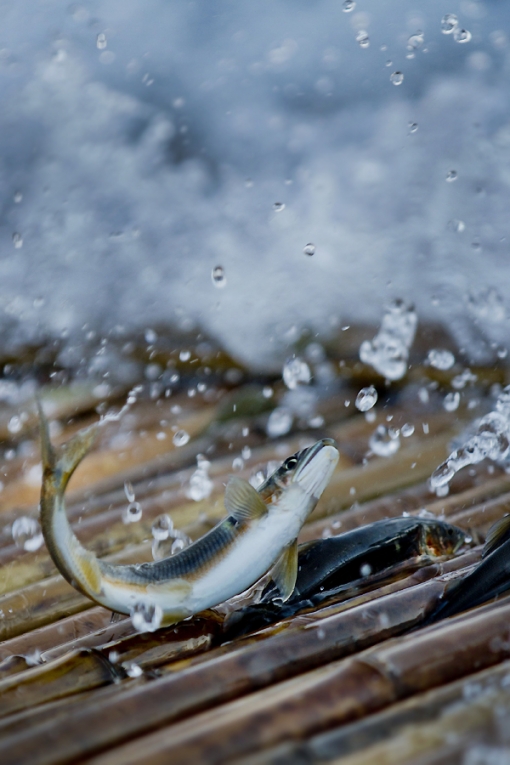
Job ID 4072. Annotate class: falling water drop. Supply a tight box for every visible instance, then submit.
[130,601,162,633]
[355,386,378,412]
[427,348,455,370]
[122,502,142,524]
[356,30,370,49]
[12,517,44,551]
[173,429,190,447]
[454,28,472,44]
[211,266,227,288]
[441,14,458,34]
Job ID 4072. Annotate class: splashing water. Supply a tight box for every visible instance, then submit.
[430,385,510,492]
[151,514,173,541]
[266,407,293,438]
[173,429,190,447]
[187,454,213,501]
[427,348,455,371]
[211,266,227,288]
[359,299,417,381]
[282,357,311,390]
[12,516,44,552]
[130,601,163,633]
[122,502,142,524]
[355,386,378,412]
[441,14,458,34]
[369,424,400,457]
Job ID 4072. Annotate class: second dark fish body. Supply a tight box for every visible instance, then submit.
[425,514,510,624]
[224,516,465,638]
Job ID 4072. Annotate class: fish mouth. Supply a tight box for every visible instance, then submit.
[294,438,339,498]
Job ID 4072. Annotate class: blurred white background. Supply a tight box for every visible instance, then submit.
[0,0,509,370]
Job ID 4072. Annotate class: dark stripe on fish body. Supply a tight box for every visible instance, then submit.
[102,517,243,586]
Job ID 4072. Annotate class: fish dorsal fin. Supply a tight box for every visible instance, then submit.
[224,476,268,522]
[271,538,298,602]
[483,514,510,557]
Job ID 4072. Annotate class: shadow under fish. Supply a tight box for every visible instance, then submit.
[224,517,466,639]
[423,514,510,625]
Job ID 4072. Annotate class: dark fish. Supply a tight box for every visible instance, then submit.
[425,514,510,623]
[224,517,465,638]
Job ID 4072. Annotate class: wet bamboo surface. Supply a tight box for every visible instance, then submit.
[1,348,510,765]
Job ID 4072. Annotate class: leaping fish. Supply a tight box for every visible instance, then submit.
[38,403,339,627]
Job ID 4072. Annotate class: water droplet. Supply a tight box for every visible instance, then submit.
[407,31,424,50]
[96,32,107,49]
[122,502,142,523]
[369,425,400,457]
[130,601,162,633]
[171,537,187,555]
[408,122,418,134]
[12,516,44,551]
[187,454,213,501]
[173,429,190,447]
[468,288,505,323]
[355,386,378,412]
[152,514,173,541]
[303,243,316,257]
[427,348,455,370]
[454,28,472,44]
[342,0,355,11]
[211,266,226,288]
[267,407,293,438]
[124,481,135,503]
[273,202,285,212]
[360,563,372,577]
[449,219,465,233]
[441,14,458,34]
[401,423,415,437]
[7,415,23,434]
[232,457,244,471]
[125,662,143,678]
[242,445,251,460]
[12,233,23,249]
[446,170,458,182]
[356,30,370,49]
[444,391,460,412]
[13,191,22,204]
[359,299,417,381]
[390,71,404,86]
[282,357,311,390]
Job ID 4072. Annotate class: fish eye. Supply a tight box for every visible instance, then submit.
[284,457,298,469]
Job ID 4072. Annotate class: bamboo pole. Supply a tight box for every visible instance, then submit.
[74,597,510,765]
[0,556,481,765]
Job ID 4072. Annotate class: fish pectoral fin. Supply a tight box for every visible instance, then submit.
[224,476,268,522]
[483,514,510,557]
[146,578,192,602]
[271,538,298,602]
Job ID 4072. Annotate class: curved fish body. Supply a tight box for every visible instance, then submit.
[225,516,465,638]
[426,514,510,624]
[38,404,339,625]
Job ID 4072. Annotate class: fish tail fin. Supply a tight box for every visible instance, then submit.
[38,397,99,491]
[38,397,103,597]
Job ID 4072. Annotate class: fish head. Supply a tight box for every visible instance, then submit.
[422,520,466,557]
[261,438,339,506]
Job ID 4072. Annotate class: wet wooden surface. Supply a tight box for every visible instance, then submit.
[0,349,510,764]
